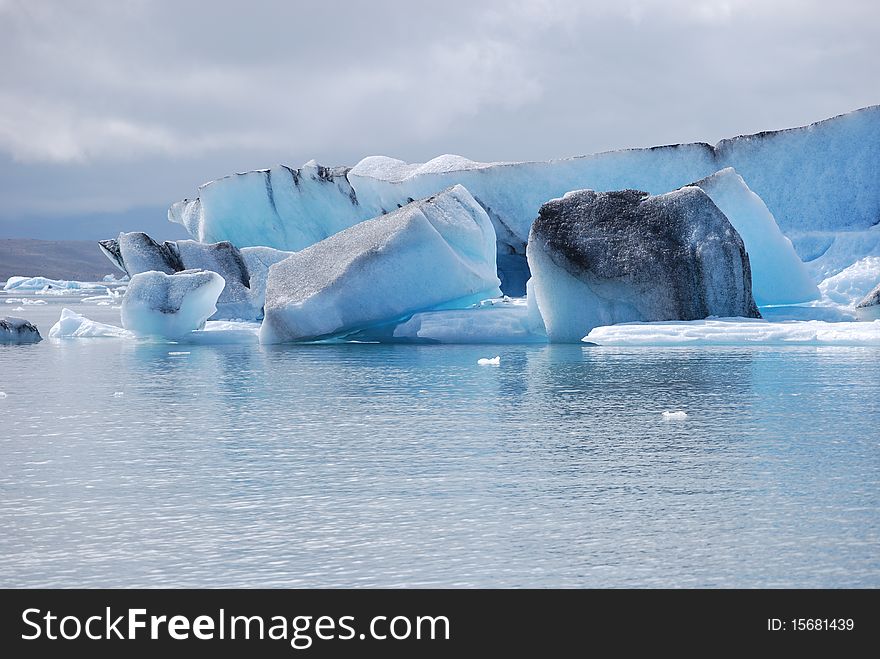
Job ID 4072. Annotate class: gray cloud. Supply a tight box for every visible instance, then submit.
[1,0,878,236]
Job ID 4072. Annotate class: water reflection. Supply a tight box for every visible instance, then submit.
[1,338,878,587]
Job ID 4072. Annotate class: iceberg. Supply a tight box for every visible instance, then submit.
[584,318,880,346]
[98,232,295,320]
[527,187,760,342]
[169,106,880,290]
[3,276,105,291]
[692,168,818,305]
[48,308,132,339]
[0,316,42,343]
[122,269,226,339]
[259,185,502,344]
[99,232,181,275]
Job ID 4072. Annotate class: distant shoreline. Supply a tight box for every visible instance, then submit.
[0,239,117,282]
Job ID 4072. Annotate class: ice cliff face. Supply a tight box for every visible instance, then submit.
[527,187,760,342]
[169,106,880,291]
[259,185,501,344]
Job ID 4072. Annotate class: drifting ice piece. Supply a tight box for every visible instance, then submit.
[584,318,880,346]
[49,308,132,339]
[693,168,818,305]
[122,269,225,339]
[0,316,42,343]
[99,233,293,320]
[856,282,880,320]
[259,185,501,344]
[3,276,104,291]
[527,187,760,342]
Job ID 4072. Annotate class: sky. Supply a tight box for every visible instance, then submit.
[1,0,878,240]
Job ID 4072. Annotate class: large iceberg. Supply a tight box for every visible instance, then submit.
[584,318,880,346]
[260,185,501,344]
[692,168,818,305]
[122,269,226,339]
[527,187,760,342]
[0,316,42,344]
[169,106,880,291]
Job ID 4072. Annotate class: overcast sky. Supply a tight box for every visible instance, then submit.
[1,0,878,239]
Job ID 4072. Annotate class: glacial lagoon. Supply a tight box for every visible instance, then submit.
[1,295,878,588]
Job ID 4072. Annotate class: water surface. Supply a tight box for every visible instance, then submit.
[1,298,878,587]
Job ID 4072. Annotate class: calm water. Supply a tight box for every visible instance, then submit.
[1,297,879,587]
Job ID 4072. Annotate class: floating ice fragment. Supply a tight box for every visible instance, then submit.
[662,411,689,420]
[167,351,191,356]
[0,392,7,399]
[113,392,124,398]
[477,356,501,365]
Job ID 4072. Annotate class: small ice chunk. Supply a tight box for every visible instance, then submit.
[0,392,7,399]
[49,308,132,339]
[167,351,191,356]
[113,391,124,398]
[122,269,225,339]
[477,356,501,365]
[0,316,42,344]
[662,411,688,420]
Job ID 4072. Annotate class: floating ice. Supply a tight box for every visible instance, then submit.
[584,318,880,346]
[3,276,104,291]
[259,186,501,344]
[527,187,759,342]
[99,232,294,320]
[167,351,190,356]
[122,269,225,339]
[170,106,880,290]
[4,298,47,305]
[0,392,7,398]
[113,391,124,398]
[0,316,42,343]
[693,168,818,305]
[48,308,132,339]
[477,356,501,365]
[662,411,689,420]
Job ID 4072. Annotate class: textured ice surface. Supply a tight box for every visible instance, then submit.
[3,276,104,291]
[101,232,181,275]
[354,298,545,344]
[0,316,42,343]
[170,106,880,285]
[122,269,225,339]
[260,186,501,344]
[49,308,132,339]
[693,168,818,305]
[527,187,759,342]
[857,282,880,308]
[584,318,880,346]
[817,256,880,306]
